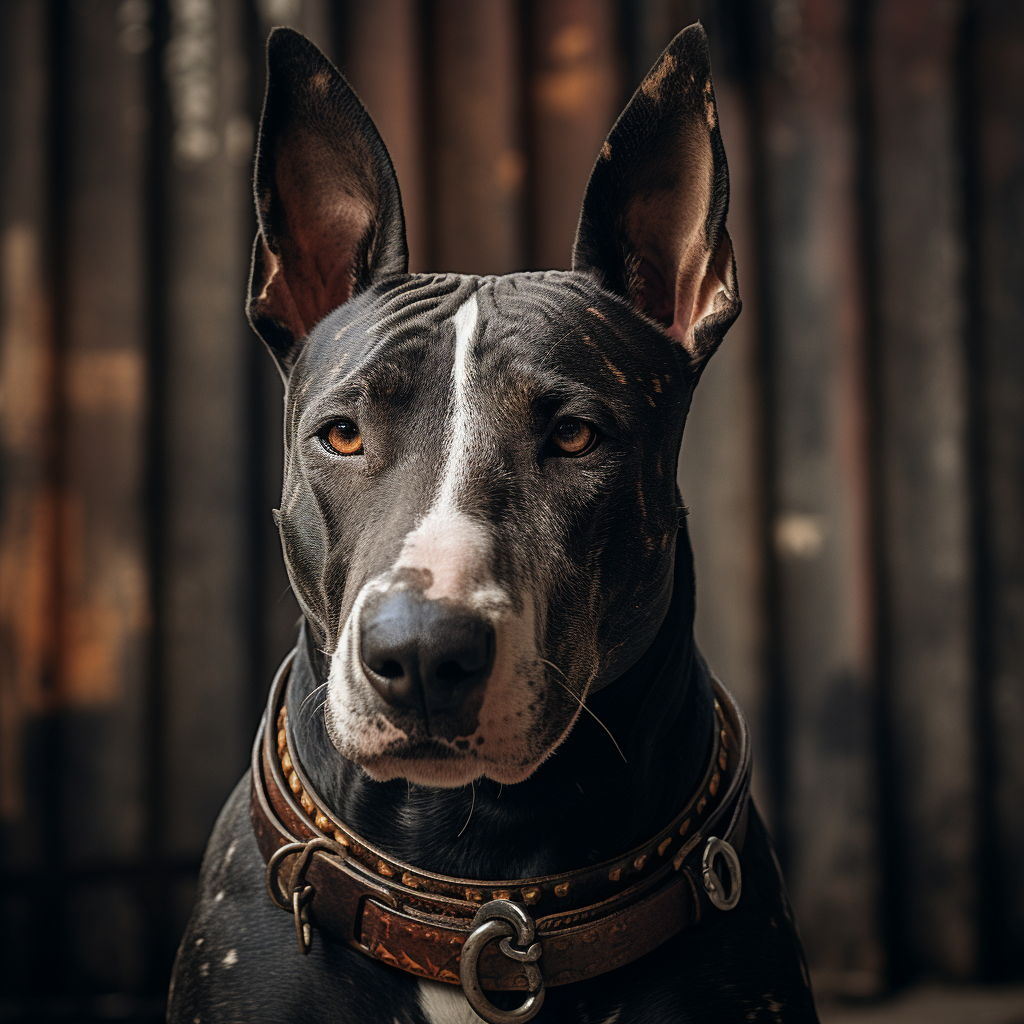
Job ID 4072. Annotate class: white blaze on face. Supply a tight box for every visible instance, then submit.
[324,289,553,786]
[394,293,494,604]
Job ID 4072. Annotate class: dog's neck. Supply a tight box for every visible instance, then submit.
[285,530,714,881]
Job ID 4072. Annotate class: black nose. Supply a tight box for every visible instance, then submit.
[359,590,496,722]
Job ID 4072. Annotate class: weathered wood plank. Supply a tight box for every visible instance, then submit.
[974,0,1024,977]
[872,0,977,980]
[431,0,525,273]
[159,0,254,860]
[760,0,882,995]
[58,0,153,992]
[527,0,620,269]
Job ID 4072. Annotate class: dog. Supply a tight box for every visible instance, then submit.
[168,23,818,1024]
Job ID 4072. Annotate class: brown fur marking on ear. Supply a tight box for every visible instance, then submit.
[641,52,677,103]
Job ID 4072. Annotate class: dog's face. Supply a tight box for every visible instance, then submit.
[249,28,739,787]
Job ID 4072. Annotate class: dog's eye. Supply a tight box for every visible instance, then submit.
[322,419,363,456]
[551,418,597,455]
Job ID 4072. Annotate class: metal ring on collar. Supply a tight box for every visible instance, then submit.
[701,836,742,911]
[459,900,545,1024]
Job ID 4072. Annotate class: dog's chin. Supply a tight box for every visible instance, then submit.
[323,707,555,788]
[357,750,542,788]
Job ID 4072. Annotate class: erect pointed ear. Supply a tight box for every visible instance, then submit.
[572,24,740,371]
[248,28,408,372]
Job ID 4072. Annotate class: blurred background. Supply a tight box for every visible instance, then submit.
[0,0,1022,1019]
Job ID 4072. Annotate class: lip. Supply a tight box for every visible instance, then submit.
[357,747,541,787]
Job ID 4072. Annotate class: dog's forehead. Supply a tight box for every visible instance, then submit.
[289,271,684,405]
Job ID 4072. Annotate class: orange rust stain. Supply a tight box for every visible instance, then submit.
[59,492,149,707]
[0,488,56,820]
[646,395,656,407]
[67,350,143,414]
[652,377,662,393]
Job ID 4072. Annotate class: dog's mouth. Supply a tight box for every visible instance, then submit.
[323,657,578,787]
[344,729,549,787]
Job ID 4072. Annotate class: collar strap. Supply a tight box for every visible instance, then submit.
[250,651,752,1021]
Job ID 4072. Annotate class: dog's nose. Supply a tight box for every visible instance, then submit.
[359,590,495,719]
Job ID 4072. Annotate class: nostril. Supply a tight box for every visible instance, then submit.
[436,660,473,684]
[376,659,405,680]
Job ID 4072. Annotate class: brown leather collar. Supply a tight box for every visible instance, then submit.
[250,650,752,1021]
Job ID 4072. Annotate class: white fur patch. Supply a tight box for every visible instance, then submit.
[418,981,487,1024]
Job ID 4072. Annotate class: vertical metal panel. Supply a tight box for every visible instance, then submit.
[0,3,55,992]
[974,0,1024,978]
[159,0,254,860]
[678,79,771,820]
[872,0,977,980]
[59,0,152,993]
[343,0,429,272]
[760,0,881,994]
[0,0,53,851]
[250,1,334,696]
[431,0,525,274]
[527,0,621,269]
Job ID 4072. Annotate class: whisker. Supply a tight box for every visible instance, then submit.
[539,657,569,681]
[306,699,328,723]
[457,781,476,838]
[543,667,628,765]
[300,681,329,714]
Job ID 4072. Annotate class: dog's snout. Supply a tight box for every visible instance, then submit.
[359,591,495,723]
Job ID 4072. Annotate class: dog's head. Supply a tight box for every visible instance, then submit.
[248,26,739,787]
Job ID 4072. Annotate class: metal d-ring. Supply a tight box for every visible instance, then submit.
[701,836,742,911]
[265,837,347,954]
[459,900,545,1024]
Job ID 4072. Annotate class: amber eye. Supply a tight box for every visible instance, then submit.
[551,418,596,455]
[323,419,363,456]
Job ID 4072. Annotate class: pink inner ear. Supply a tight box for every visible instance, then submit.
[255,237,306,341]
[678,229,733,352]
[257,132,377,340]
[279,211,361,335]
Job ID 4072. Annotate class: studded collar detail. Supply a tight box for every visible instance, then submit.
[250,649,752,1017]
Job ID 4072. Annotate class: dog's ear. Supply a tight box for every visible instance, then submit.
[248,28,408,371]
[572,24,739,371]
